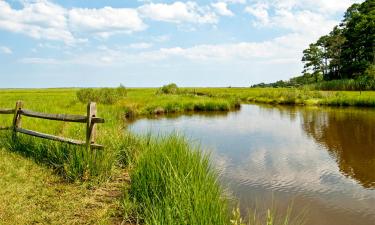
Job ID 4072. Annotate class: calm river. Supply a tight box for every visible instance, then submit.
[129,104,375,225]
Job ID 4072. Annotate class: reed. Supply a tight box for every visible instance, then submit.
[127,134,229,225]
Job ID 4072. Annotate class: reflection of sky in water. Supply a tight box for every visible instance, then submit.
[129,105,375,225]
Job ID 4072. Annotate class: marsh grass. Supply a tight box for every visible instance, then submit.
[310,79,375,91]
[183,87,375,107]
[0,131,114,182]
[120,93,240,118]
[76,85,127,104]
[0,88,310,224]
[127,134,229,225]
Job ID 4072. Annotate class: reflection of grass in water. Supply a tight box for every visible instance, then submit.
[231,200,307,225]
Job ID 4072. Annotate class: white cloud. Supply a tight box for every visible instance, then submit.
[296,0,361,13]
[245,0,350,37]
[0,0,146,43]
[245,3,270,25]
[19,57,60,64]
[138,1,218,24]
[150,34,304,62]
[246,0,360,14]
[272,9,337,36]
[152,35,171,42]
[128,42,153,49]
[211,2,234,16]
[68,7,147,37]
[224,0,246,4]
[0,0,75,44]
[0,46,12,54]
[22,32,307,66]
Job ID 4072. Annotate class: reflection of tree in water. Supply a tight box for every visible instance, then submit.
[300,108,375,189]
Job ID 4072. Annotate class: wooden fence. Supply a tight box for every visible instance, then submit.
[0,101,104,149]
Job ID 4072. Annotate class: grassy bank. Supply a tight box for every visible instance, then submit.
[0,148,122,225]
[0,88,307,224]
[125,135,229,224]
[3,87,370,224]
[182,87,375,107]
[0,88,239,224]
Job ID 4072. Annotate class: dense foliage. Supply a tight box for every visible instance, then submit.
[76,85,127,104]
[252,0,374,90]
[302,0,374,80]
[157,83,179,94]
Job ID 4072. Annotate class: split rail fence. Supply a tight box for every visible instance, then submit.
[0,101,104,149]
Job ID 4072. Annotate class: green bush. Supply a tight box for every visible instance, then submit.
[76,85,127,104]
[157,83,179,94]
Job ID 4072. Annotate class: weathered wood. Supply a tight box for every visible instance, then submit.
[12,101,23,131]
[2,100,104,149]
[86,102,97,149]
[20,109,88,123]
[92,117,105,124]
[0,109,15,114]
[15,127,85,145]
[90,143,104,150]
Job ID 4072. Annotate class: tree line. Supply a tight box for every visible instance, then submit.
[252,0,374,89]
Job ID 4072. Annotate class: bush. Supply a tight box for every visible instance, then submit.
[157,83,179,94]
[76,85,127,104]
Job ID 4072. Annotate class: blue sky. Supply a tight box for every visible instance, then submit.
[0,0,361,88]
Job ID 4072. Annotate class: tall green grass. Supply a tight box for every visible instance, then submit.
[126,134,229,225]
[310,79,375,91]
[182,87,375,107]
[0,88,306,224]
[0,131,115,182]
[76,85,127,104]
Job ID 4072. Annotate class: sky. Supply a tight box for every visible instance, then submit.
[0,0,362,88]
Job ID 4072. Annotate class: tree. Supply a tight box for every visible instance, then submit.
[302,43,324,82]
[325,26,346,80]
[301,0,374,81]
[340,0,375,78]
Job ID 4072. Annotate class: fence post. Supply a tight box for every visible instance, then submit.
[86,102,97,149]
[12,100,23,138]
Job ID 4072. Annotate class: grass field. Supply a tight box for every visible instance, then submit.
[183,87,375,107]
[0,88,236,225]
[1,87,371,224]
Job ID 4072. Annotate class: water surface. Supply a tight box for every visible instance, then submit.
[129,104,375,225]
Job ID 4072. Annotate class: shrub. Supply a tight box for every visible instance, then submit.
[157,83,179,95]
[76,85,127,104]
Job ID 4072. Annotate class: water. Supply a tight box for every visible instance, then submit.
[129,104,375,225]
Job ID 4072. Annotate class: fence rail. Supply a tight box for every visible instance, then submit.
[0,109,14,114]
[0,101,104,149]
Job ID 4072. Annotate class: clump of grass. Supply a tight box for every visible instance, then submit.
[127,134,229,225]
[76,85,127,104]
[0,132,114,182]
[157,83,179,95]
